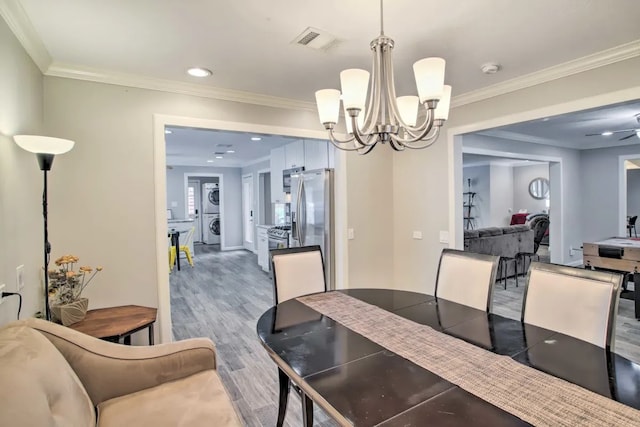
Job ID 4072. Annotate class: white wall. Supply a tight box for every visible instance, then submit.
[489,164,514,227]
[627,169,640,219]
[166,166,242,248]
[462,165,490,229]
[513,164,549,214]
[0,17,45,325]
[581,145,640,242]
[41,74,391,340]
[393,56,640,294]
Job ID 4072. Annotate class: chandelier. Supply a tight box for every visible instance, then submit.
[314,0,452,154]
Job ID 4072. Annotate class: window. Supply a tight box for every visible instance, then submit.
[187,186,196,216]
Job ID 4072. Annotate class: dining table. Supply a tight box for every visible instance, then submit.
[256,289,640,426]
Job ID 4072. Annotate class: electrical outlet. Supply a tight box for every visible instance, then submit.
[0,284,5,306]
[412,231,423,240]
[16,265,24,290]
[347,228,355,240]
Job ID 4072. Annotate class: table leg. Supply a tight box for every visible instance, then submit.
[302,392,314,427]
[123,335,131,345]
[276,368,290,427]
[148,324,155,345]
[634,272,640,320]
[174,232,181,271]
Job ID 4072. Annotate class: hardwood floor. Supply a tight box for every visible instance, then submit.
[170,245,640,426]
[170,244,337,427]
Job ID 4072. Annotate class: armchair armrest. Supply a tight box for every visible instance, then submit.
[24,318,216,406]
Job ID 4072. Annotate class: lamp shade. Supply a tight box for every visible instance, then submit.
[413,57,446,103]
[434,85,452,121]
[14,135,75,155]
[340,69,370,110]
[315,89,341,124]
[396,96,419,127]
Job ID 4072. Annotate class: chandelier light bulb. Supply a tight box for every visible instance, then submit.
[396,96,419,127]
[315,89,341,124]
[434,86,452,121]
[413,58,446,103]
[340,69,370,111]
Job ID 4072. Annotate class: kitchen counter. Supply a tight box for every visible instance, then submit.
[168,219,195,224]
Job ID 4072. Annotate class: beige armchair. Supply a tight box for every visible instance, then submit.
[0,318,241,427]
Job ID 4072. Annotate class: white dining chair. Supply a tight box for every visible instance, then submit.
[270,245,326,304]
[435,249,500,312]
[522,262,623,351]
[269,245,326,427]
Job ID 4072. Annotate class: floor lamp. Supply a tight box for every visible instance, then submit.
[14,135,75,321]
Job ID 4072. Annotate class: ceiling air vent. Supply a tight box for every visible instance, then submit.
[292,27,337,51]
[216,144,233,148]
[214,152,226,155]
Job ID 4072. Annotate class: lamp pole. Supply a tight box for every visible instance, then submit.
[38,153,55,321]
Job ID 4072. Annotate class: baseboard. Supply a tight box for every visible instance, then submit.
[222,246,245,251]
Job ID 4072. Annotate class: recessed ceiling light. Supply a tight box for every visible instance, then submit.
[602,131,613,136]
[215,156,223,159]
[251,137,262,141]
[165,129,172,134]
[187,67,212,77]
[207,160,214,163]
[227,150,235,153]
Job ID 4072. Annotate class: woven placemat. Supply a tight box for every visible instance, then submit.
[298,292,640,427]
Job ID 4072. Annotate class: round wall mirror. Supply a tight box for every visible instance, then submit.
[528,177,550,200]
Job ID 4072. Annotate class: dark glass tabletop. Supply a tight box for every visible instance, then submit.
[256,289,640,426]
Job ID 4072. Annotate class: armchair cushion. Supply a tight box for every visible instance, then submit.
[0,324,95,427]
[97,370,241,426]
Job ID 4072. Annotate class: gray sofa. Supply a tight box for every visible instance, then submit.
[464,225,534,279]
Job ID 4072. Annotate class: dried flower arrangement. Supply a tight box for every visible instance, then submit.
[48,255,103,306]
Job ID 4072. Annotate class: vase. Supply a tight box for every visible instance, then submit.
[51,298,89,326]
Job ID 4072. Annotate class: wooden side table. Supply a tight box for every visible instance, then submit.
[68,305,157,345]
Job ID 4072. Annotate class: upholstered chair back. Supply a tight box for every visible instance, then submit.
[271,245,326,304]
[435,249,500,312]
[522,263,622,350]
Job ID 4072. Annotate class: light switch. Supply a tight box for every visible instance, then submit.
[412,231,423,240]
[439,230,449,244]
[347,228,355,240]
[171,201,178,207]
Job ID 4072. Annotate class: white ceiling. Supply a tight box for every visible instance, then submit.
[13,0,640,104]
[165,127,302,168]
[6,0,640,161]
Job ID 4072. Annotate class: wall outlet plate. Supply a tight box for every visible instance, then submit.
[16,265,25,290]
[347,228,355,240]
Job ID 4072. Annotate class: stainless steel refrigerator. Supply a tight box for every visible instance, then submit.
[290,168,334,289]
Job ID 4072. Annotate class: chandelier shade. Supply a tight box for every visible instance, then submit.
[314,0,452,154]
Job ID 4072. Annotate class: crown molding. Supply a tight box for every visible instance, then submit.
[0,0,51,72]
[46,62,318,112]
[451,39,640,109]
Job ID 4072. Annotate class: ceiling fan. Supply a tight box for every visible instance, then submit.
[585,114,640,140]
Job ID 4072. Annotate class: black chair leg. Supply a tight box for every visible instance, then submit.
[277,368,291,427]
[302,392,314,427]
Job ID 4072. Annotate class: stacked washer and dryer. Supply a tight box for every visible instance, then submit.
[202,183,221,245]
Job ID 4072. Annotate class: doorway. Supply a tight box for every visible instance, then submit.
[242,174,254,251]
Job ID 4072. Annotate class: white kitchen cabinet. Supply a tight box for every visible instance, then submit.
[257,227,269,272]
[285,140,305,169]
[304,139,329,171]
[270,146,286,203]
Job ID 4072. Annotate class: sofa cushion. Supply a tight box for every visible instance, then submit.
[478,227,503,237]
[503,224,530,234]
[0,324,95,427]
[464,230,480,239]
[97,370,241,427]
